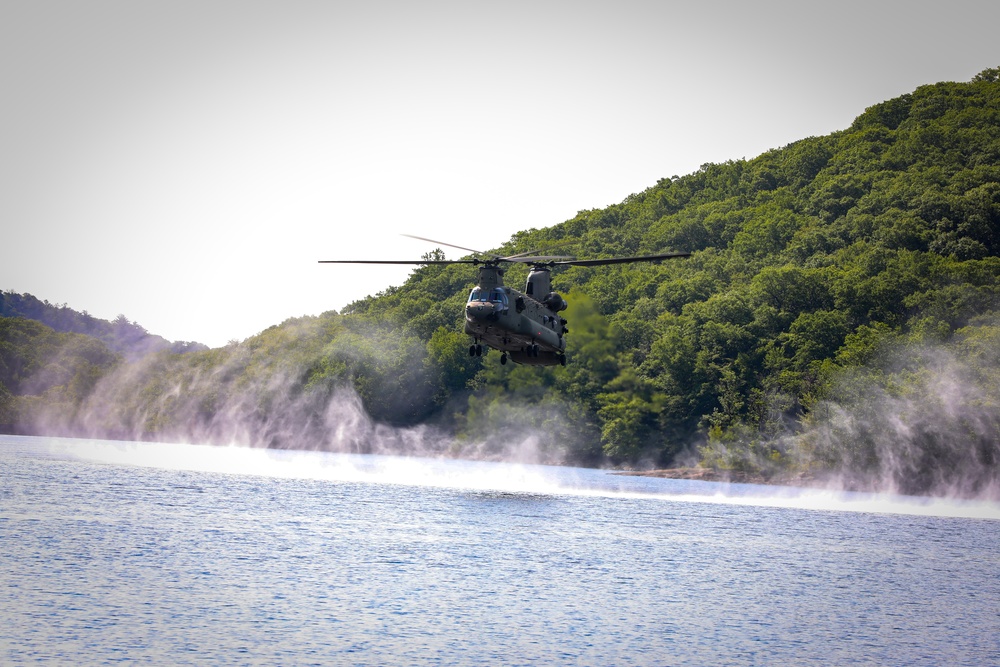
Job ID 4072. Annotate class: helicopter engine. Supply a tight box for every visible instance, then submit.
[542,292,567,312]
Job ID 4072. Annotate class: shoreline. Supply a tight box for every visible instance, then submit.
[614,467,824,488]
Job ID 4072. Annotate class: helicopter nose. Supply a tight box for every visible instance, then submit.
[466,302,495,320]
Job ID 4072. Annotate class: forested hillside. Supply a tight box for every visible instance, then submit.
[3,69,999,497]
[0,317,119,433]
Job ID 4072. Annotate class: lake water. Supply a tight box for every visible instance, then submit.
[2,435,998,666]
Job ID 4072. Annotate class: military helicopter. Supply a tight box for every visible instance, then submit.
[320,235,690,366]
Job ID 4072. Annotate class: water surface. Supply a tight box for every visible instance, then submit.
[2,436,998,665]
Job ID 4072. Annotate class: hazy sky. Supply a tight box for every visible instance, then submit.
[2,1,998,347]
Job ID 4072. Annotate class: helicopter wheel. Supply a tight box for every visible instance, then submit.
[476,344,484,356]
[469,345,476,357]
[500,353,507,365]
[559,354,567,366]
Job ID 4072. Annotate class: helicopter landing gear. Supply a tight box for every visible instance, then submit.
[470,343,485,357]
[500,352,507,365]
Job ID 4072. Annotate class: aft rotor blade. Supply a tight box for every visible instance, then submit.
[318,259,476,265]
[508,255,576,263]
[550,252,692,267]
[401,234,483,255]
[500,249,541,259]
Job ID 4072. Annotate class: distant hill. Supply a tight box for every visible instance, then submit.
[0,291,207,359]
[0,316,120,434]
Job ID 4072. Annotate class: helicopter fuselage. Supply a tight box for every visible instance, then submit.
[464,265,567,366]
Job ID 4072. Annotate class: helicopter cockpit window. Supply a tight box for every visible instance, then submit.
[491,288,508,311]
[468,288,507,311]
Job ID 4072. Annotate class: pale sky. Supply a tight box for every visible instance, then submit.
[2,1,998,348]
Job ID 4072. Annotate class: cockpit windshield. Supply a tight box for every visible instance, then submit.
[468,287,508,306]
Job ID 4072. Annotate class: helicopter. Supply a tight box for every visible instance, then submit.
[320,235,690,366]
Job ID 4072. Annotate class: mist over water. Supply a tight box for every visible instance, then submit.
[35,436,1000,521]
[698,331,1000,502]
[17,316,1000,504]
[794,344,1000,500]
[71,352,384,453]
[38,340,582,466]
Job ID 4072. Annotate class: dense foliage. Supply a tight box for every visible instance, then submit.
[0,317,119,432]
[3,70,999,496]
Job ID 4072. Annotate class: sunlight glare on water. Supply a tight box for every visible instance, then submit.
[46,436,1000,521]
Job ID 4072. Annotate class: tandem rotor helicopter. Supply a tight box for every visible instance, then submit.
[320,235,690,367]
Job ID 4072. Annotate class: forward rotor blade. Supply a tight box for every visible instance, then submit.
[550,252,692,267]
[401,234,483,255]
[318,259,476,265]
